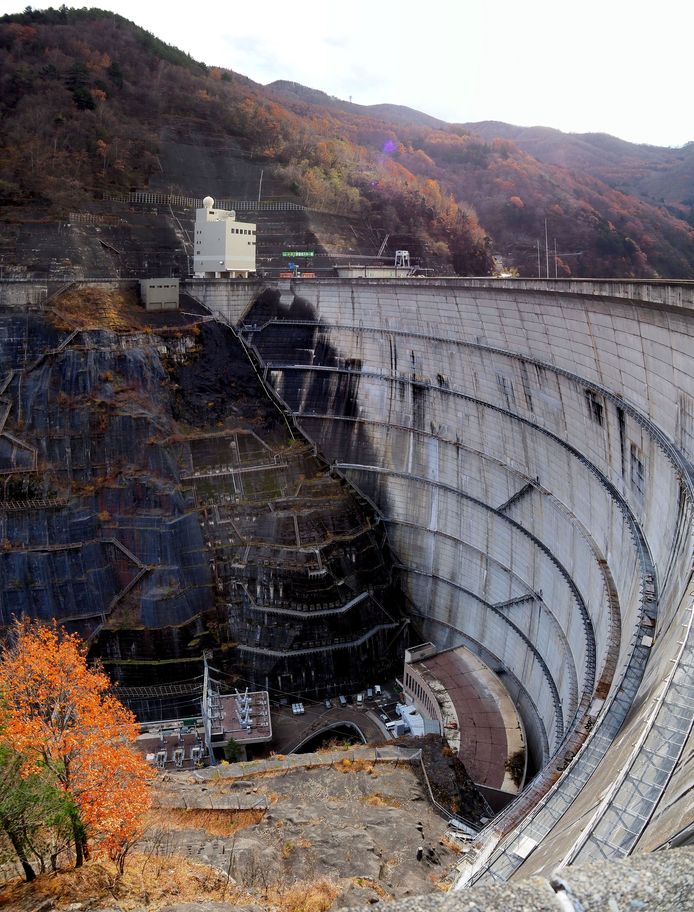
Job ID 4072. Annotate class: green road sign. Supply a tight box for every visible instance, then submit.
[282,251,314,257]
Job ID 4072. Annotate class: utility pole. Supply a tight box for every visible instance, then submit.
[257,169,264,204]
[554,238,558,278]
[544,218,550,279]
[536,239,541,278]
[201,650,217,766]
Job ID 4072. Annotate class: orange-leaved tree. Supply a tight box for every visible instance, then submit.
[0,619,153,869]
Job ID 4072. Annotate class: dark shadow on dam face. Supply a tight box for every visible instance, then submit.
[241,287,420,685]
[247,288,396,516]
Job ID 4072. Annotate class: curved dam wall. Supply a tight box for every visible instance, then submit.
[203,277,694,881]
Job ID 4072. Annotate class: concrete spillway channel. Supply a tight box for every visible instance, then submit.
[188,276,694,883]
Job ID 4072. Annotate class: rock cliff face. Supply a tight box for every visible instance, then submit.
[0,288,408,719]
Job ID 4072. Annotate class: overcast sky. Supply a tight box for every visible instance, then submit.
[3,0,691,147]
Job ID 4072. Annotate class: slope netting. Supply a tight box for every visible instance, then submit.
[0,303,408,714]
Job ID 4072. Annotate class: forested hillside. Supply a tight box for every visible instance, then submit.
[465,121,694,214]
[0,6,692,277]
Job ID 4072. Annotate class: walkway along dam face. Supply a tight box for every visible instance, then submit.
[188,276,694,883]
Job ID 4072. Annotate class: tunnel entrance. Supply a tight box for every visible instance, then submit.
[293,722,367,753]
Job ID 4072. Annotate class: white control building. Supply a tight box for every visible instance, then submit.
[193,196,256,278]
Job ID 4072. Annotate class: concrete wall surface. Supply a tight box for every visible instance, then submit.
[182,277,263,322]
[220,278,694,885]
[432,276,694,309]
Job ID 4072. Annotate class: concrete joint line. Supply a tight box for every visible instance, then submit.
[259,318,694,500]
[341,461,597,682]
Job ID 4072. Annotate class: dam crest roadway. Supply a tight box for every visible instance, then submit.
[180,275,694,886]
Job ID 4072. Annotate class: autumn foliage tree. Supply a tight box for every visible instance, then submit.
[0,620,153,874]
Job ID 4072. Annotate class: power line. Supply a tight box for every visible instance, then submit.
[208,664,328,706]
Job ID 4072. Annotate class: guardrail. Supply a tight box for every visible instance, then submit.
[98,190,307,212]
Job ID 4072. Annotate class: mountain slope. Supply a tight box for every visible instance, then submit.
[267,81,447,129]
[0,8,692,278]
[465,121,694,213]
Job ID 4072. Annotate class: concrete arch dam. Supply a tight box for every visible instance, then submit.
[189,276,694,883]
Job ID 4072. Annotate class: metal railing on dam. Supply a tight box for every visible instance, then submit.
[188,275,694,884]
[426,276,694,310]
